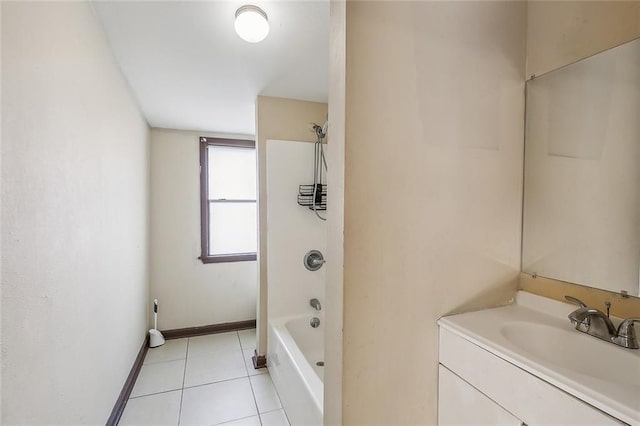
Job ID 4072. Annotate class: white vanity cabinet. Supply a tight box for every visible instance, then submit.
[438,326,626,426]
[439,365,522,426]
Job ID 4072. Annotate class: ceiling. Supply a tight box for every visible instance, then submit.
[93,1,329,135]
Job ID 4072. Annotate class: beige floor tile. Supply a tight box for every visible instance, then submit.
[237,329,256,351]
[120,390,181,425]
[218,415,261,425]
[250,374,282,413]
[260,409,290,426]
[180,378,257,425]
[184,349,247,388]
[188,332,241,358]
[144,338,188,364]
[130,359,185,398]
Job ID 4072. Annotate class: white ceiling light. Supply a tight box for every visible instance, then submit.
[234,5,269,43]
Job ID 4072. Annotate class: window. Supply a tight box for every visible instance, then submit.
[199,137,257,263]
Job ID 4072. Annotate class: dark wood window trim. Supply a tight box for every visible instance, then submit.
[199,136,257,264]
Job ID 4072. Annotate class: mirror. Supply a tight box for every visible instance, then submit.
[522,37,640,296]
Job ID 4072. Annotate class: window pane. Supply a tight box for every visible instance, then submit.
[209,202,257,255]
[208,146,256,199]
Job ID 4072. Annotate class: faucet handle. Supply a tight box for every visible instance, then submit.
[304,250,325,271]
[309,298,322,311]
[615,318,640,349]
[567,307,591,331]
[565,296,589,331]
[564,295,587,308]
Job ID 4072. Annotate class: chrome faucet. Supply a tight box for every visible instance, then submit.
[310,298,322,311]
[565,295,640,349]
[568,306,617,338]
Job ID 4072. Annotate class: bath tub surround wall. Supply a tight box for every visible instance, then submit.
[2,2,150,423]
[266,139,327,321]
[265,139,328,424]
[149,128,257,330]
[255,97,328,357]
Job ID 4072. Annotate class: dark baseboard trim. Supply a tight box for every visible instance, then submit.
[252,349,267,369]
[106,319,257,424]
[161,319,257,340]
[107,334,149,426]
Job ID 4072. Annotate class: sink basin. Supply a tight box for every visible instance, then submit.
[501,322,640,388]
[438,292,640,424]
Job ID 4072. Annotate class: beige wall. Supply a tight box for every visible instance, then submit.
[526,1,640,78]
[0,4,3,421]
[149,128,257,330]
[342,2,526,424]
[255,96,327,355]
[1,2,150,423]
[324,1,346,424]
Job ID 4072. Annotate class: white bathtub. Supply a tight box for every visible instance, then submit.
[268,315,324,426]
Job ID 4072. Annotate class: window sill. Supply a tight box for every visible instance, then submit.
[199,253,257,264]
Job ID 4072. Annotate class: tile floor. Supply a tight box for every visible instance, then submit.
[120,329,290,426]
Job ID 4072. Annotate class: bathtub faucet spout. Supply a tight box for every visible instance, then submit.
[310,298,322,311]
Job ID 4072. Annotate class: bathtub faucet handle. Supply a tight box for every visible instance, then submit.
[310,298,322,311]
[310,317,320,328]
[303,250,325,271]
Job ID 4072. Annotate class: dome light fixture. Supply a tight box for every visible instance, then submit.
[234,5,269,43]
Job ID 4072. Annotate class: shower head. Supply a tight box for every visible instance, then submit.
[321,120,328,136]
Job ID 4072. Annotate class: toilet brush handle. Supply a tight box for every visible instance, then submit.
[153,299,158,330]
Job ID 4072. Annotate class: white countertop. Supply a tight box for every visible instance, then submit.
[438,291,640,425]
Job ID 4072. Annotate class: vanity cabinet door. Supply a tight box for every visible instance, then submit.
[439,328,626,425]
[438,365,522,426]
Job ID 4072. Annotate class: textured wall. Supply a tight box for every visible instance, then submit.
[1,2,150,423]
[342,2,526,423]
[149,128,257,330]
[526,1,640,78]
[324,1,346,424]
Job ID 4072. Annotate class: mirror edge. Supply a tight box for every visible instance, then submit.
[521,36,640,302]
[520,272,640,317]
[525,35,640,82]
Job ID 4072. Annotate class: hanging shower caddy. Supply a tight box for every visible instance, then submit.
[297,184,326,211]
